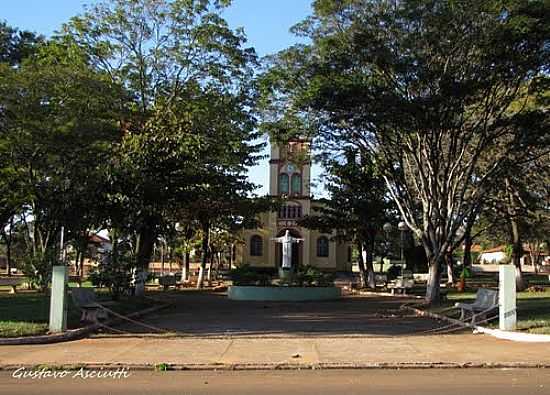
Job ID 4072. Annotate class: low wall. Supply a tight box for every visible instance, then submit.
[228,286,341,301]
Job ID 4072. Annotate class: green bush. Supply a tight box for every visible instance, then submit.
[23,250,60,292]
[230,264,271,286]
[89,242,133,300]
[294,265,335,287]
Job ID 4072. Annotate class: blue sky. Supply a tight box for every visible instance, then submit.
[1,0,325,196]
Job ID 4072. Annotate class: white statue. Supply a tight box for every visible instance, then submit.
[272,230,303,270]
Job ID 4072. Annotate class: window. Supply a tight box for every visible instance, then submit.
[317,236,329,257]
[278,204,302,219]
[291,174,302,195]
[279,173,289,195]
[250,235,263,256]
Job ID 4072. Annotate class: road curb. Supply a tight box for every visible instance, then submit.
[0,301,171,346]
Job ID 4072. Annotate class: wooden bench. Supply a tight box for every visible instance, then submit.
[70,288,115,323]
[455,288,498,325]
[0,277,25,294]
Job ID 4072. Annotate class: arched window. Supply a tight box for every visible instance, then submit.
[250,235,263,257]
[279,173,289,195]
[317,236,329,257]
[291,174,302,195]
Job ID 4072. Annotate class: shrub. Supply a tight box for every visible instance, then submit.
[386,264,401,281]
[89,241,133,300]
[294,265,335,287]
[230,264,271,286]
[23,250,60,292]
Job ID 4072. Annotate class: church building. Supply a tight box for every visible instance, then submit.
[235,139,353,272]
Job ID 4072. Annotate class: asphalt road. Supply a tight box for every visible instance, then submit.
[1,369,549,395]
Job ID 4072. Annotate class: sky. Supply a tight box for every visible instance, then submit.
[1,0,326,197]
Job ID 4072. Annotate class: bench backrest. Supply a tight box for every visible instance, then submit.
[0,277,25,286]
[159,275,177,286]
[70,287,98,307]
[401,270,414,279]
[473,288,498,309]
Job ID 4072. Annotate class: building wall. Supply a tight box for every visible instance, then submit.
[479,251,507,264]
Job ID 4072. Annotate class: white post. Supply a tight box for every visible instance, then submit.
[499,264,516,331]
[49,265,68,333]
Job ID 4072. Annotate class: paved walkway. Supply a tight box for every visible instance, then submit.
[115,292,438,336]
[1,333,550,368]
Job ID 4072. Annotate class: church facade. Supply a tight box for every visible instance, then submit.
[235,139,353,272]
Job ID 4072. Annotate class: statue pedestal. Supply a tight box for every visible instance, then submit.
[278,267,294,283]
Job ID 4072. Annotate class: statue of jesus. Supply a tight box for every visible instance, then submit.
[272,230,303,270]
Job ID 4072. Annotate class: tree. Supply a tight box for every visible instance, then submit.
[260,0,549,304]
[0,39,123,286]
[0,21,43,65]
[65,0,260,291]
[299,148,393,288]
[0,23,43,232]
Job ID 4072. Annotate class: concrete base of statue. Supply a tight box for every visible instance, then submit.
[228,285,341,302]
[278,267,294,282]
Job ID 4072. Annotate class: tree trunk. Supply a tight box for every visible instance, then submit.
[6,240,11,276]
[196,222,209,289]
[356,242,367,289]
[446,252,454,285]
[364,240,376,289]
[425,256,442,305]
[207,257,212,284]
[463,232,473,268]
[3,216,13,276]
[135,226,156,271]
[182,251,190,283]
[78,252,84,287]
[506,177,526,291]
[134,223,156,297]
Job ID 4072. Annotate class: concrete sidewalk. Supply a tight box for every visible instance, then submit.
[1,333,550,369]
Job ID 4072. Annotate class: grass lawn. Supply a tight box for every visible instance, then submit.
[443,286,550,334]
[0,287,158,338]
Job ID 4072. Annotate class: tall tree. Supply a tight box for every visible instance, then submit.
[65,0,260,289]
[0,39,122,288]
[299,148,393,288]
[260,0,549,304]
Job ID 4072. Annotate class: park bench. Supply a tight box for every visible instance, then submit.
[454,288,498,325]
[158,274,177,290]
[0,276,25,294]
[70,287,115,323]
[387,270,415,295]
